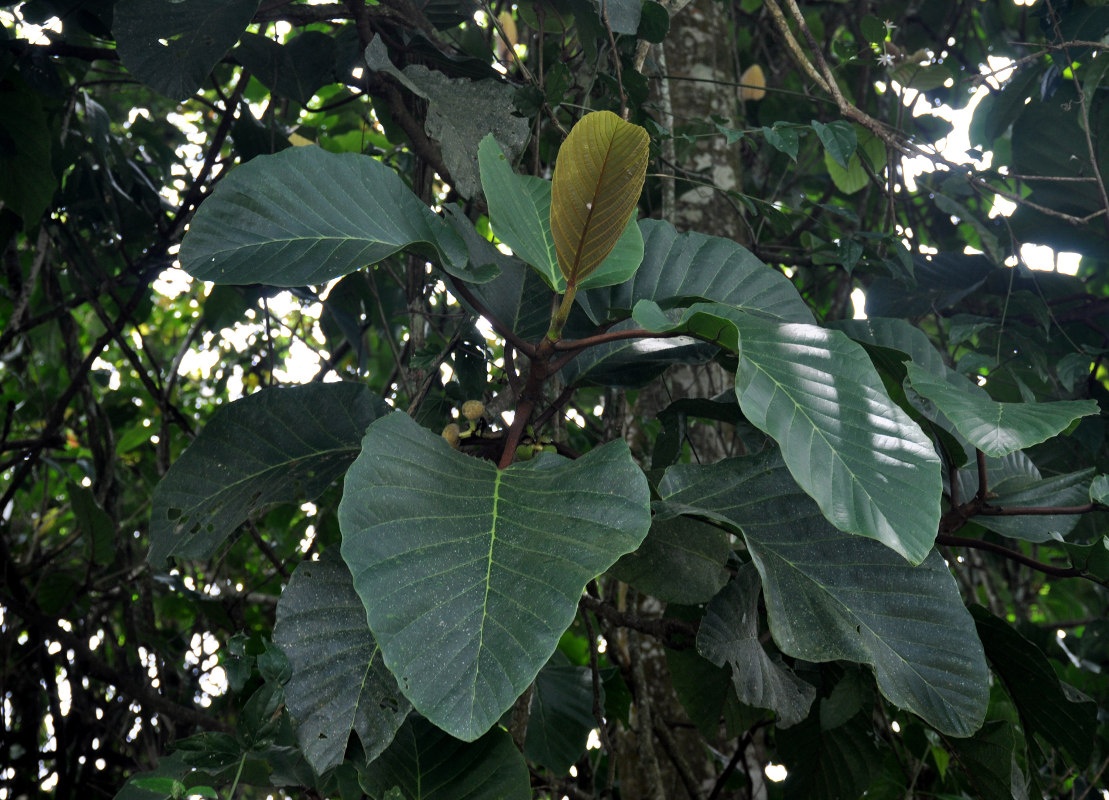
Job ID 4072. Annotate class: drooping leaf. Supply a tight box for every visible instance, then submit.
[610,515,731,604]
[657,452,989,736]
[550,111,648,287]
[366,41,529,200]
[149,384,388,566]
[179,146,475,287]
[972,606,1097,764]
[824,128,885,195]
[114,0,259,100]
[274,552,411,774]
[338,413,651,741]
[636,301,942,564]
[523,662,597,774]
[697,566,816,727]
[905,362,1099,457]
[358,716,529,800]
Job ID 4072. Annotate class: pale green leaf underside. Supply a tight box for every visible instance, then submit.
[273,552,411,774]
[338,413,651,741]
[905,362,1099,457]
[635,301,942,564]
[180,146,472,287]
[658,452,989,737]
[149,383,387,566]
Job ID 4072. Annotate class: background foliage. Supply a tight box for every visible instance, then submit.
[2,0,1109,798]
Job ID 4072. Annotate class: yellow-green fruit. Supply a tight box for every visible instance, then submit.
[514,443,536,461]
[461,400,485,421]
[441,423,461,449]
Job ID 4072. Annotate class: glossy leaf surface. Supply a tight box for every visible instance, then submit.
[338,413,650,741]
[636,301,942,564]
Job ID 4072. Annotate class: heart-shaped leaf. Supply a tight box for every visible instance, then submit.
[149,383,388,566]
[657,452,989,737]
[338,413,650,741]
[274,552,411,774]
[905,362,1099,457]
[550,111,648,288]
[180,146,475,287]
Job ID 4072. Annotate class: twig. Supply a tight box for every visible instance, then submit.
[935,534,1085,579]
[579,594,698,648]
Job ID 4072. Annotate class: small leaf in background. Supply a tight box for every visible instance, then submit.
[825,128,886,195]
[550,110,649,288]
[637,1,670,43]
[524,662,597,774]
[762,124,800,161]
[339,413,650,741]
[811,119,857,169]
[1091,474,1109,504]
[739,64,766,101]
[904,362,1099,457]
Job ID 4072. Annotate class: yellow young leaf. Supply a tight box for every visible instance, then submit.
[739,64,766,101]
[550,110,648,288]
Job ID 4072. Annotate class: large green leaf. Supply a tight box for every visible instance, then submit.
[149,384,388,566]
[358,716,529,800]
[273,552,411,774]
[697,566,816,727]
[179,146,473,287]
[657,452,989,736]
[114,0,259,100]
[338,413,651,741]
[550,111,648,287]
[905,362,1099,457]
[972,607,1097,764]
[637,301,942,564]
[580,218,815,325]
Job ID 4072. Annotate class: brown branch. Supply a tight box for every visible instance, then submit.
[553,328,689,351]
[936,534,1085,579]
[579,593,698,648]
